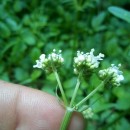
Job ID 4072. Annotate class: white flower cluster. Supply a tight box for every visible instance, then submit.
[33,49,64,72]
[74,49,104,74]
[82,107,94,119]
[99,64,124,86]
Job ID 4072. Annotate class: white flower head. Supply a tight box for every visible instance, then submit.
[82,107,94,119]
[49,49,64,63]
[73,49,104,75]
[33,49,64,73]
[99,64,124,87]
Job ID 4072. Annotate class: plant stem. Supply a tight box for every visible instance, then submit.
[70,77,80,107]
[60,73,82,129]
[60,107,74,130]
[74,81,105,109]
[54,70,68,105]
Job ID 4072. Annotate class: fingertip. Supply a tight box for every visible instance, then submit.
[68,112,86,130]
[0,80,86,130]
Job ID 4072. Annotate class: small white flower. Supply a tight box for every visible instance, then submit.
[53,49,56,52]
[73,49,104,75]
[116,75,124,81]
[78,54,85,62]
[33,60,43,68]
[39,54,45,62]
[33,49,64,73]
[74,58,79,64]
[82,107,94,119]
[74,68,78,74]
[59,50,62,53]
[99,64,124,87]
[51,53,57,58]
[60,57,64,63]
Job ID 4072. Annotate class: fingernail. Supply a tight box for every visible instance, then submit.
[68,112,85,130]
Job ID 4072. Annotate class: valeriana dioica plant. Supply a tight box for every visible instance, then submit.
[33,49,124,130]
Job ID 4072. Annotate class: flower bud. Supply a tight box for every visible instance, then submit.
[73,49,104,76]
[99,64,124,87]
[33,49,64,73]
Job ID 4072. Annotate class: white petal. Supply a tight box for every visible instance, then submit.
[53,49,56,52]
[78,55,85,61]
[33,60,42,68]
[74,58,79,63]
[118,75,124,81]
[40,54,45,62]
[51,53,56,58]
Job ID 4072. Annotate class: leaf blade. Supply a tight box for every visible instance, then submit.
[108,6,130,23]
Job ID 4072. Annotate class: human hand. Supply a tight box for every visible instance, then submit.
[0,80,85,130]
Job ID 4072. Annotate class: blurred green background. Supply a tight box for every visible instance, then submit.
[0,0,130,129]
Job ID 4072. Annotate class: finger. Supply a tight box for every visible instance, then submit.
[0,80,85,130]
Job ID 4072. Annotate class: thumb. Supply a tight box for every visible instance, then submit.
[0,80,85,130]
[69,112,85,130]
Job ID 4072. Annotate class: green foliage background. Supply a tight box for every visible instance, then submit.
[0,0,130,129]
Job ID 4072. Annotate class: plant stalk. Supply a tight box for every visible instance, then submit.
[74,81,105,109]
[54,70,68,105]
[70,78,80,107]
[60,107,74,130]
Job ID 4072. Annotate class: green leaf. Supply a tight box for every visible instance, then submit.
[63,77,77,89]
[14,68,29,81]
[0,72,10,81]
[30,48,41,61]
[0,42,15,58]
[21,29,36,45]
[0,22,11,38]
[6,18,19,31]
[105,38,122,57]
[66,89,74,98]
[13,0,25,12]
[31,70,42,81]
[115,98,130,110]
[92,12,106,30]
[108,6,130,23]
[46,73,55,82]
[113,87,130,99]
[116,118,130,130]
[94,103,115,113]
[63,49,73,69]
[42,86,55,96]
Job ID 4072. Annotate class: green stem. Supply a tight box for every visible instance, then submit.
[74,81,105,109]
[54,70,68,105]
[60,107,74,130]
[70,77,80,107]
